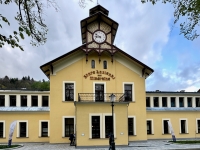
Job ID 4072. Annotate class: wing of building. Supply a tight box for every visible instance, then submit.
[0,5,200,148]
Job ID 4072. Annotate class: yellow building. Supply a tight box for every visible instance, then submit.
[0,5,200,148]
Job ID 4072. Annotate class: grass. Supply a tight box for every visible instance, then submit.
[0,145,20,149]
[169,140,200,144]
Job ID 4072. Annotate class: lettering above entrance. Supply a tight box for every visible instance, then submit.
[83,70,115,81]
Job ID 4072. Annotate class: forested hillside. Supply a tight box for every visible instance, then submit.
[0,76,50,91]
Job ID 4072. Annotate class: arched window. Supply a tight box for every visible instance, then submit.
[91,60,95,68]
[103,61,107,69]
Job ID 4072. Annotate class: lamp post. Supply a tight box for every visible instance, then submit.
[109,93,116,150]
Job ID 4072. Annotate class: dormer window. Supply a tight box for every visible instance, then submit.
[103,61,107,69]
[91,60,95,68]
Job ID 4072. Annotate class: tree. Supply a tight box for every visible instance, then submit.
[0,0,58,51]
[142,0,200,40]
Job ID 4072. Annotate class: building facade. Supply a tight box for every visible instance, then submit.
[0,5,200,147]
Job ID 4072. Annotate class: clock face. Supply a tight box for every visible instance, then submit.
[93,30,106,43]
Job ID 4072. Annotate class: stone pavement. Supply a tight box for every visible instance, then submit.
[12,140,200,150]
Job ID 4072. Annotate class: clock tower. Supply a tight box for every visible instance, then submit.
[80,5,119,62]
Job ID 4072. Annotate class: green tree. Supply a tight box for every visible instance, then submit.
[0,0,58,51]
[142,0,200,40]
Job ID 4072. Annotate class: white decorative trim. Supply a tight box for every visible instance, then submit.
[89,113,103,138]
[162,118,171,134]
[179,118,188,133]
[128,116,136,135]
[62,116,75,137]
[17,120,28,137]
[0,120,5,138]
[103,113,116,138]
[63,81,76,101]
[93,82,106,102]
[39,120,50,137]
[146,119,154,134]
[123,82,135,102]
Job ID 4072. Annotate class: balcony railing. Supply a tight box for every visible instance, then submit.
[78,93,125,102]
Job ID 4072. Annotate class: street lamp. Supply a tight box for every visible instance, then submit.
[109,93,116,150]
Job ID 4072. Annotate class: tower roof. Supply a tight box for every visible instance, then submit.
[89,5,109,16]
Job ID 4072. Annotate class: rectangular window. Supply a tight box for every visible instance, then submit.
[41,122,48,137]
[0,95,5,107]
[180,120,187,133]
[91,60,95,69]
[103,61,107,69]
[20,122,27,137]
[124,84,132,101]
[162,97,167,107]
[0,122,3,138]
[42,96,49,107]
[10,95,16,106]
[196,98,200,107]
[179,97,184,107]
[65,118,74,137]
[146,97,150,107]
[153,97,159,107]
[105,116,113,138]
[21,95,27,107]
[197,120,200,133]
[163,120,169,134]
[171,97,176,107]
[92,116,100,138]
[31,96,38,106]
[147,120,152,134]
[128,118,134,135]
[95,84,104,102]
[65,83,74,101]
[187,97,192,107]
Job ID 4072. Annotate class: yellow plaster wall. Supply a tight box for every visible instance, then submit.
[76,103,128,146]
[147,111,200,139]
[49,50,147,143]
[0,112,49,143]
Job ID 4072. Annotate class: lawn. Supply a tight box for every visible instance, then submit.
[169,140,200,144]
[0,145,20,149]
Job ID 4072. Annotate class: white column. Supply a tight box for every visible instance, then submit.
[5,95,9,106]
[167,97,170,107]
[27,95,31,107]
[159,96,162,108]
[38,95,42,107]
[16,95,20,107]
[150,96,153,107]
[192,97,196,108]
[184,97,187,107]
[176,97,179,107]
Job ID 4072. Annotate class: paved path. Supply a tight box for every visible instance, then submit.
[12,140,200,150]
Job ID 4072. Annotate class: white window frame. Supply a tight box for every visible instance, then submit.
[179,118,188,133]
[0,120,5,138]
[89,113,103,138]
[62,116,75,137]
[102,113,116,138]
[41,95,49,107]
[162,119,171,134]
[146,119,154,134]
[39,120,49,137]
[93,82,106,102]
[123,82,135,102]
[17,120,28,137]
[128,116,136,136]
[196,118,200,133]
[63,81,76,101]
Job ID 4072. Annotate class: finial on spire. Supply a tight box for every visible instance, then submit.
[97,0,99,5]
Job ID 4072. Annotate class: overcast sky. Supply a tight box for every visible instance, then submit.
[1,0,200,92]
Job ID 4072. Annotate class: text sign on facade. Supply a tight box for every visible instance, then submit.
[83,70,115,81]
